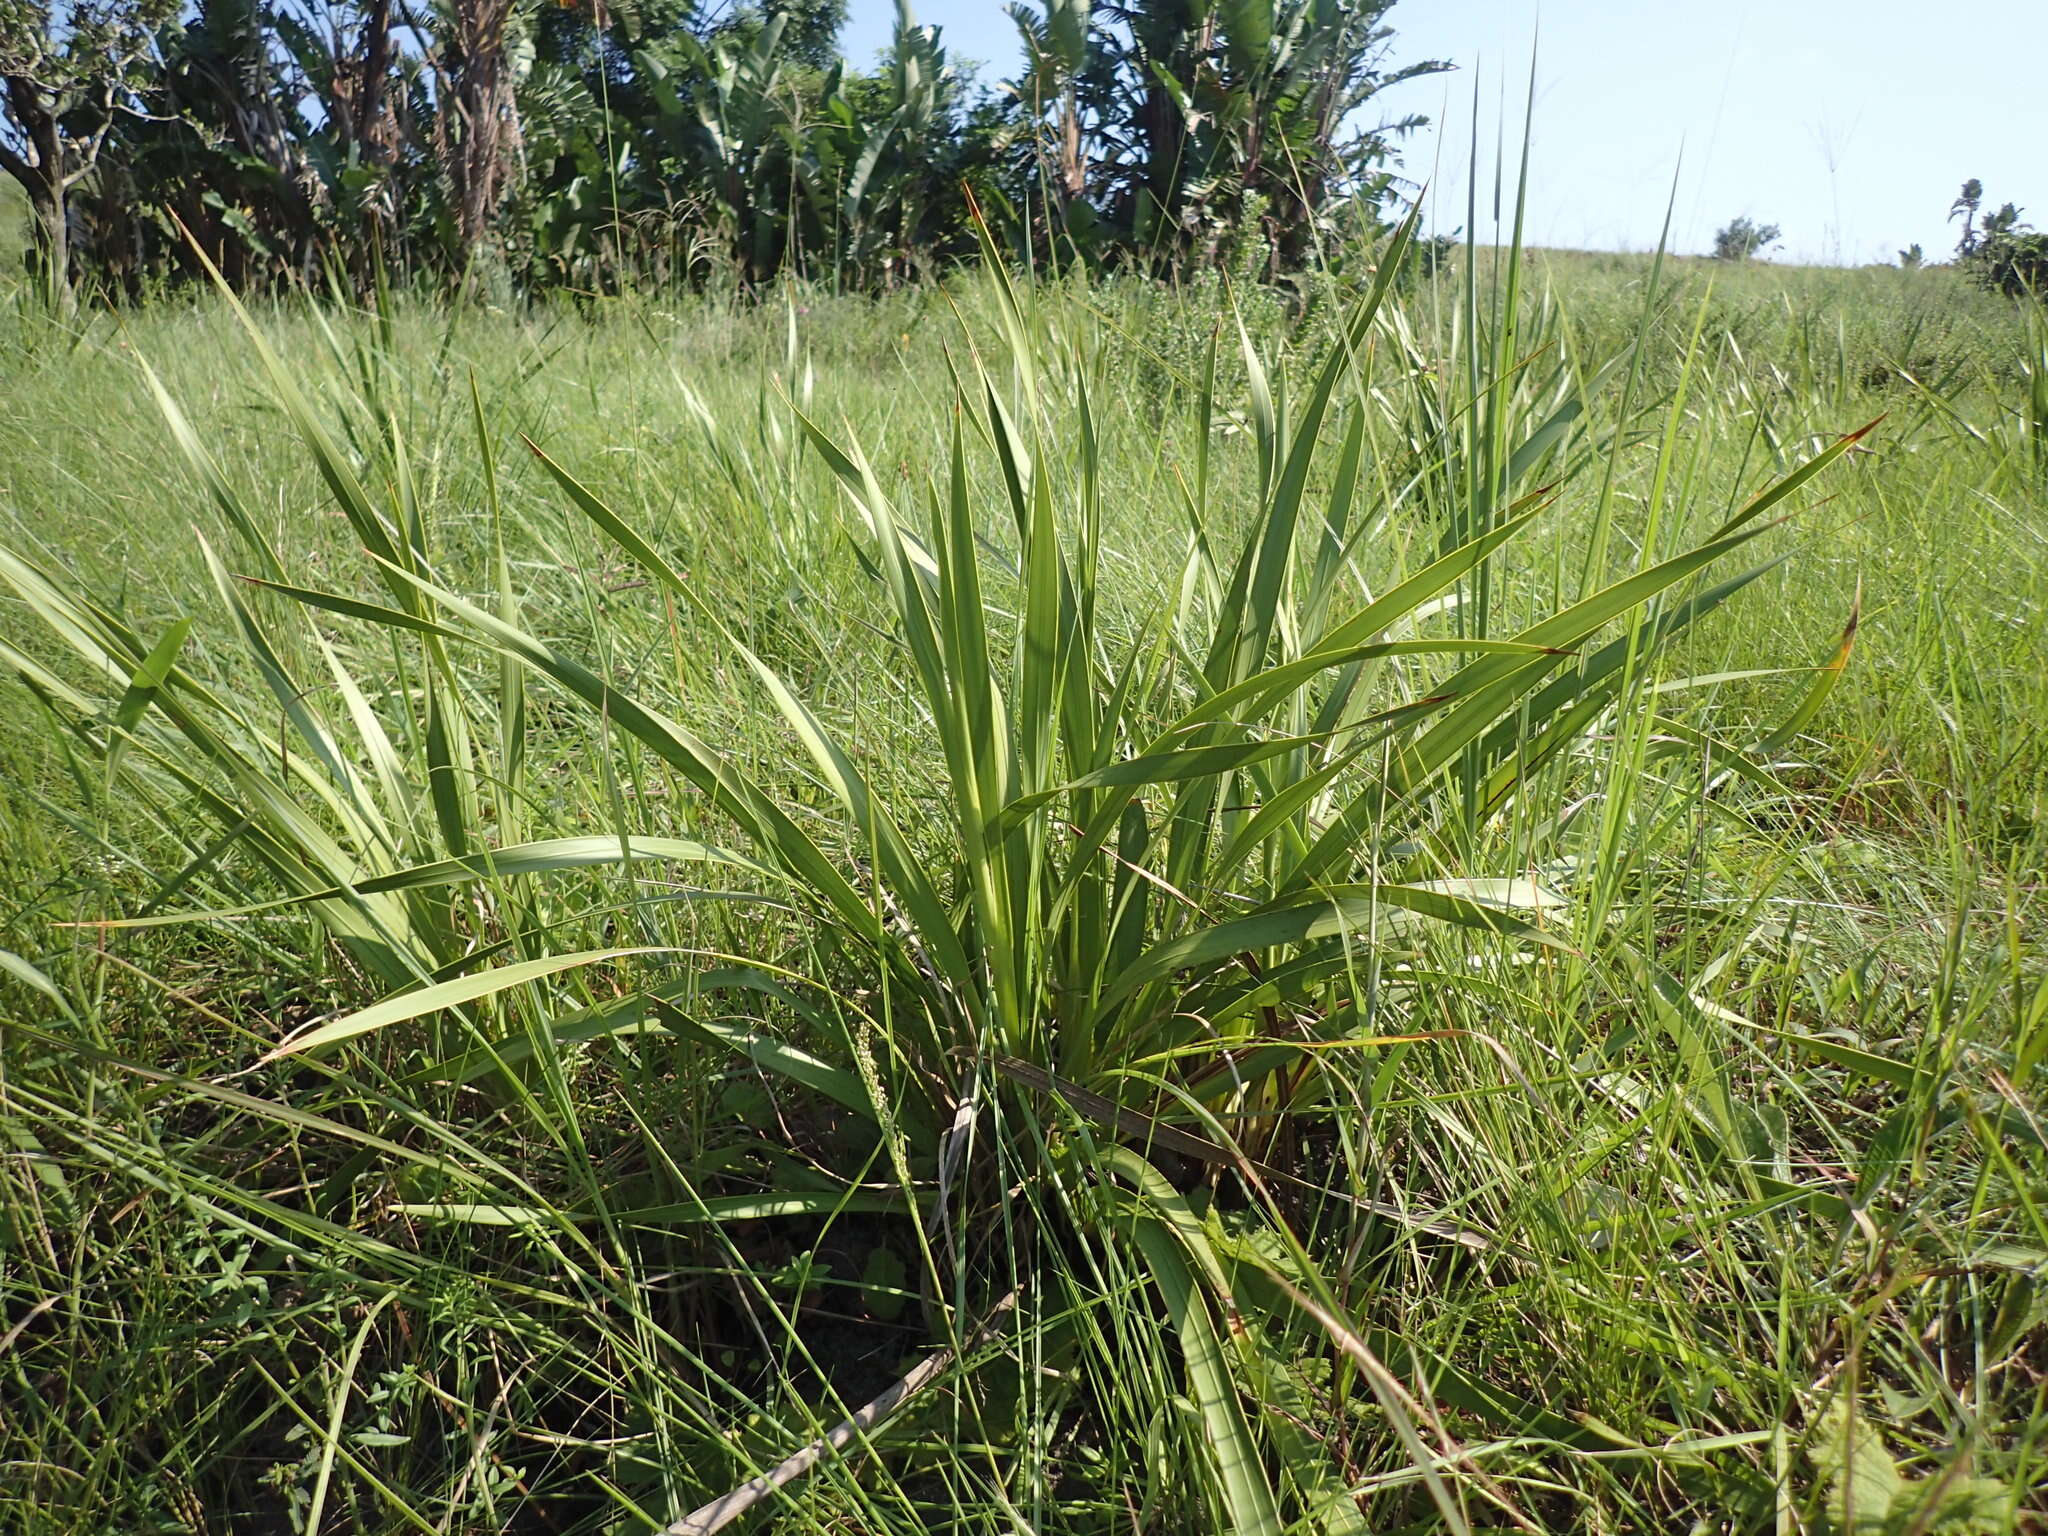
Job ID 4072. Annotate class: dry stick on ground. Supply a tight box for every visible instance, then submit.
[665,1288,1022,1536]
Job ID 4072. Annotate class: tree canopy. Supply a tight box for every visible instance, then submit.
[0,0,1447,302]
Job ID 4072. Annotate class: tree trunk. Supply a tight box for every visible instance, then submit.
[1136,79,1181,264]
[1,74,75,313]
[29,180,71,312]
[1059,86,1083,202]
[431,0,521,273]
[355,0,393,157]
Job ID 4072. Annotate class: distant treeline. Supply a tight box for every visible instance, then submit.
[0,0,1447,307]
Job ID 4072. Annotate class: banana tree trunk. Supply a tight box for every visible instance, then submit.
[432,0,522,271]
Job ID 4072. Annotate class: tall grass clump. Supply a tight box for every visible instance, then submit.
[3,203,2044,1534]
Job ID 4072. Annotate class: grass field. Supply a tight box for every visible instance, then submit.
[2,229,2045,1535]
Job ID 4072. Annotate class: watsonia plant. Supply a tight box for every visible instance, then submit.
[0,207,1878,1531]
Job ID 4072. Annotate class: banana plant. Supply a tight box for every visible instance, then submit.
[674,10,798,283]
[1004,0,1096,252]
[1076,0,1446,270]
[792,2,966,288]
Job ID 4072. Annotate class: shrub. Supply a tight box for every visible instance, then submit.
[1713,216,1781,261]
[1951,178,2048,299]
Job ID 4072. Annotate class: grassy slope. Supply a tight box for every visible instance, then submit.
[1,252,2044,1535]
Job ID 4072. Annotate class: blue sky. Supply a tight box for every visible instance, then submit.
[840,0,2047,266]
